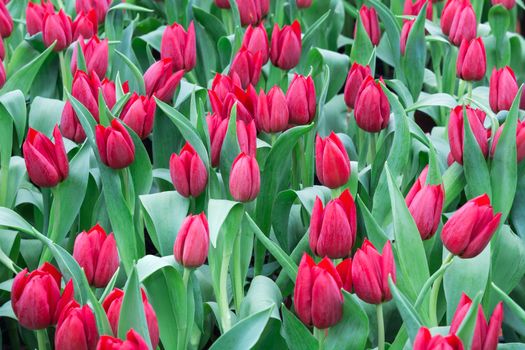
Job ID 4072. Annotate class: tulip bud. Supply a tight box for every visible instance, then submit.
[294,254,343,329]
[315,132,351,188]
[54,280,76,324]
[229,153,260,202]
[12,263,62,329]
[76,0,110,23]
[270,20,302,70]
[96,329,149,350]
[160,21,196,72]
[490,120,525,162]
[229,48,263,89]
[210,84,258,121]
[101,78,129,111]
[214,0,230,8]
[0,1,13,38]
[174,213,210,268]
[119,93,156,139]
[448,105,489,165]
[71,36,109,79]
[344,63,372,109]
[491,0,515,9]
[170,143,208,197]
[400,20,415,56]
[42,10,73,51]
[296,0,312,8]
[210,73,242,102]
[456,37,486,81]
[0,59,5,89]
[489,66,518,113]
[96,119,135,169]
[286,74,316,125]
[403,0,433,21]
[405,166,444,240]
[354,76,390,132]
[236,118,257,157]
[144,59,184,102]
[238,0,269,26]
[242,23,269,64]
[55,304,99,350]
[73,224,119,288]
[102,289,159,350]
[336,258,353,292]
[72,10,97,40]
[441,194,501,258]
[23,126,69,188]
[310,189,357,259]
[352,240,396,304]
[256,86,289,133]
[26,1,55,36]
[356,5,381,46]
[443,0,477,46]
[413,327,464,350]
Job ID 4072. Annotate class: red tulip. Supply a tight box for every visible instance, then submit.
[174,213,210,268]
[54,280,76,325]
[236,118,257,157]
[237,0,269,26]
[210,73,242,102]
[0,1,13,37]
[354,76,390,132]
[457,38,486,81]
[286,74,316,125]
[23,126,69,188]
[72,10,97,40]
[209,84,258,122]
[160,21,196,72]
[229,47,263,89]
[214,0,230,8]
[296,0,313,8]
[242,23,269,64]
[441,0,477,46]
[119,93,156,139]
[344,63,372,109]
[356,5,381,46]
[71,36,109,79]
[448,105,489,165]
[42,10,73,51]
[256,85,289,133]
[413,327,464,350]
[0,59,5,89]
[309,189,357,259]
[489,66,518,113]
[0,37,4,60]
[96,329,149,350]
[403,0,433,21]
[352,240,396,304]
[490,119,525,162]
[76,0,110,23]
[441,194,501,258]
[169,143,208,198]
[73,224,119,288]
[26,1,55,36]
[101,78,129,111]
[405,166,444,240]
[55,304,99,350]
[336,258,353,292]
[270,20,302,70]
[315,132,351,188]
[229,153,260,202]
[400,20,415,56]
[294,254,343,329]
[102,289,159,350]
[144,59,184,102]
[95,119,135,169]
[491,0,515,9]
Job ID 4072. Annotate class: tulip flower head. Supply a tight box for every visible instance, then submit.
[456,37,486,81]
[413,327,464,350]
[242,23,270,64]
[71,36,109,79]
[95,119,136,169]
[72,10,98,40]
[173,213,210,268]
[229,153,260,202]
[256,85,289,133]
[490,119,525,162]
[270,20,302,70]
[0,0,13,38]
[336,258,353,292]
[26,0,55,36]
[344,63,372,109]
[403,0,433,21]
[96,329,149,350]
[229,47,263,89]
[356,5,381,46]
[169,143,208,198]
[441,0,477,46]
[489,66,518,113]
[76,0,110,23]
[315,132,351,189]
[210,84,258,122]
[400,20,415,56]
[448,105,489,165]
[296,0,313,8]
[42,9,73,51]
[144,59,185,102]
[237,0,270,26]
[491,0,515,9]
[286,74,316,125]
[160,21,196,72]
[55,304,99,350]
[354,76,390,132]
[0,59,5,89]
[119,93,156,140]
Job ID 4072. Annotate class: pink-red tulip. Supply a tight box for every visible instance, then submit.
[441,194,501,258]
[119,93,156,139]
[352,240,396,304]
[72,10,97,40]
[76,0,110,23]
[309,189,357,259]
[491,0,515,9]
[237,0,269,26]
[256,85,289,133]
[100,78,129,111]
[23,126,69,188]
[356,5,381,46]
[102,289,159,350]
[160,21,196,72]
[96,329,149,350]
[294,254,343,329]
[413,327,464,350]
[336,258,353,292]
[490,120,525,162]
[26,1,55,36]
[55,304,99,350]
[457,37,486,81]
[210,73,242,102]
[209,84,258,122]
[400,20,415,56]
[229,47,263,89]
[270,21,302,70]
[0,1,13,38]
[296,0,313,8]
[173,213,210,268]
[73,224,119,288]
[344,63,372,109]
[489,66,518,113]
[403,0,433,21]
[315,132,351,188]
[286,74,316,125]
[71,36,109,79]
[42,10,73,51]
[95,119,135,169]
[169,143,208,198]
[441,0,477,46]
[229,153,260,202]
[242,23,269,64]
[448,105,489,165]
[144,59,184,102]
[354,76,390,132]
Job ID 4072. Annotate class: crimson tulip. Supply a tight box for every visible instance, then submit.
[236,117,257,157]
[237,0,269,26]
[119,93,156,139]
[101,78,129,111]
[96,329,149,350]
[336,258,353,292]
[174,213,210,268]
[0,59,5,88]
[0,37,4,60]
[448,105,489,165]
[344,63,372,109]
[229,153,260,202]
[214,0,230,9]
[55,304,99,350]
[229,47,263,89]
[296,0,312,8]
[491,0,515,8]
[256,85,289,133]
[286,74,316,125]
[209,84,258,122]
[160,21,196,72]
[210,73,241,102]
[270,20,302,70]
[76,0,110,23]
[413,327,464,350]
[356,5,381,46]
[403,0,433,21]
[42,10,73,51]
[441,0,477,46]
[169,143,208,198]
[71,36,109,79]
[489,66,518,113]
[457,37,486,81]
[242,23,269,64]
[315,132,351,188]
[26,1,55,36]
[0,1,12,38]
[400,20,415,56]
[72,10,97,40]
[354,76,390,132]
[144,59,184,102]
[95,119,135,169]
[490,119,525,162]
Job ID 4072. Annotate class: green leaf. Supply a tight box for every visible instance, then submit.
[442,162,465,209]
[115,50,146,95]
[456,292,483,349]
[306,49,350,101]
[28,97,64,135]
[405,93,457,112]
[240,276,282,320]
[491,282,525,327]
[280,305,317,350]
[350,16,374,65]
[368,0,401,69]
[388,276,423,342]
[356,195,389,248]
[109,2,154,12]
[192,6,227,43]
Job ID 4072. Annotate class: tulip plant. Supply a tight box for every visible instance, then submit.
[2,0,525,349]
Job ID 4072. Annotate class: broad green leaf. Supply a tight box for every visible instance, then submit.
[240,276,282,320]
[28,97,64,135]
[281,305,317,350]
[350,16,374,65]
[405,93,457,112]
[388,277,423,342]
[401,4,427,101]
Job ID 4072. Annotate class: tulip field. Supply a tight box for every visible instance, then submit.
[2,0,525,349]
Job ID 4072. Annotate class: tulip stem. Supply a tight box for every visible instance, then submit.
[314,327,326,350]
[36,329,49,350]
[467,81,473,100]
[218,259,232,333]
[429,252,454,326]
[232,232,244,312]
[58,51,69,100]
[183,267,191,287]
[376,304,385,350]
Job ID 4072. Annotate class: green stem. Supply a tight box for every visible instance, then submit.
[218,259,232,333]
[376,303,385,350]
[467,81,473,101]
[58,51,69,101]
[429,253,454,326]
[0,159,9,207]
[367,133,377,164]
[36,329,49,350]
[40,187,60,264]
[232,232,244,312]
[183,268,191,288]
[457,79,466,102]
[314,327,326,350]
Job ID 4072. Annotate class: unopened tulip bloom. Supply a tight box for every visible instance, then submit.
[242,23,269,64]
[405,166,444,240]
[354,76,390,132]
[119,93,156,139]
[237,0,269,26]
[101,78,129,111]
[170,143,208,198]
[344,63,372,109]
[400,20,415,55]
[413,327,464,350]
[210,73,242,102]
[297,0,312,8]
[76,0,110,23]
[229,153,260,202]
[71,36,109,79]
[96,329,149,350]
[457,38,486,81]
[174,213,209,268]
[441,194,501,258]
[256,86,289,133]
[54,280,76,324]
[294,254,343,329]
[42,10,73,51]
[209,84,258,122]
[160,21,196,72]
[441,0,477,46]
[287,74,316,125]
[229,48,263,89]
[489,66,518,113]
[23,126,69,187]
[356,5,381,46]
[73,224,119,288]
[310,189,356,259]
[270,21,302,70]
[26,1,55,36]
[55,304,99,350]
[103,289,159,350]
[315,132,351,188]
[352,240,396,304]
[96,119,135,169]
[72,10,97,40]
[336,258,352,292]
[403,0,433,21]
[144,59,184,102]
[491,0,515,9]
[0,1,12,37]
[490,120,525,162]
[448,105,489,164]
